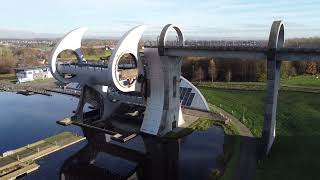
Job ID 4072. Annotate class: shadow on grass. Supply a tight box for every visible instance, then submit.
[219,135,259,180]
[256,135,320,180]
[222,134,320,180]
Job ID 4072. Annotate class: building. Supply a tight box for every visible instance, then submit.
[15,66,53,83]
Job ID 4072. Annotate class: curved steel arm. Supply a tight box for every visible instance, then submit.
[49,27,87,83]
[158,24,184,56]
[108,25,146,92]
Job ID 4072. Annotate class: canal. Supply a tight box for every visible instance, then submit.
[0,92,225,180]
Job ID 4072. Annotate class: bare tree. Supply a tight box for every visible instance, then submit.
[208,59,217,83]
[225,69,232,82]
[195,65,204,83]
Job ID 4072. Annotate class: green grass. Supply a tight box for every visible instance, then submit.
[44,132,72,143]
[200,87,265,136]
[282,74,320,87]
[165,118,235,138]
[219,136,241,180]
[198,80,320,94]
[84,50,112,61]
[59,50,112,61]
[199,86,320,180]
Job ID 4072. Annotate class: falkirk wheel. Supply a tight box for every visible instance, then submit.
[49,25,210,140]
[50,21,315,157]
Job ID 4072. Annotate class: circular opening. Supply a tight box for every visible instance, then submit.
[116,53,138,87]
[165,28,180,46]
[81,47,112,63]
[57,49,78,63]
[56,50,79,79]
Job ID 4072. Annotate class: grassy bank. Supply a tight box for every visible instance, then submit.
[282,75,320,87]
[198,78,320,93]
[199,86,320,179]
[165,118,237,139]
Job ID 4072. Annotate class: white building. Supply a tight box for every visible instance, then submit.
[15,66,53,83]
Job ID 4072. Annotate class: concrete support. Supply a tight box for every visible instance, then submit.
[261,21,285,155]
[141,24,185,136]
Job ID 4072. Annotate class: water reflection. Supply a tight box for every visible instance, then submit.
[0,92,225,180]
[0,92,82,153]
[60,126,224,180]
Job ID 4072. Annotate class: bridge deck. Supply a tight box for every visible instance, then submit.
[144,45,320,61]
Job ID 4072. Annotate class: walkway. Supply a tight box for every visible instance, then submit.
[0,132,86,179]
[208,103,253,137]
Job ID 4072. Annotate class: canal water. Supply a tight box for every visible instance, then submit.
[0,92,225,180]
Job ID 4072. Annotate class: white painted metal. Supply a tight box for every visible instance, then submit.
[49,24,210,137]
[107,25,146,92]
[49,27,87,84]
[180,76,210,112]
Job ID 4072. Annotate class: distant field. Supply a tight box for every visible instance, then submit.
[198,75,320,94]
[199,86,320,180]
[58,49,112,61]
[282,75,320,87]
[84,49,112,61]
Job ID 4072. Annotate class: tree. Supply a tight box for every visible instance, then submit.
[305,62,317,75]
[257,61,267,82]
[225,69,232,82]
[208,59,217,82]
[293,61,307,75]
[0,47,16,74]
[281,61,292,79]
[195,65,204,82]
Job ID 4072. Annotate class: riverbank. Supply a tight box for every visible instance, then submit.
[197,81,320,94]
[0,78,59,92]
[199,85,320,180]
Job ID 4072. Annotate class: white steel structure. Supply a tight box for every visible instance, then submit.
[49,25,209,137]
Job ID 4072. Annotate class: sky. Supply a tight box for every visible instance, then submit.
[0,0,320,39]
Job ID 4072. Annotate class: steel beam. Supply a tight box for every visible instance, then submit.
[261,21,284,156]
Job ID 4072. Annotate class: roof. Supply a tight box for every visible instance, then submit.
[14,66,49,71]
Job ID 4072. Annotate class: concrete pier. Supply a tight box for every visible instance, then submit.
[0,132,85,179]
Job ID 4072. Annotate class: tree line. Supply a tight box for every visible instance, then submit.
[0,46,47,74]
[182,38,320,82]
[1,37,320,81]
[181,57,319,82]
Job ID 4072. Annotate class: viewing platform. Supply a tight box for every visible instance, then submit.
[0,132,86,180]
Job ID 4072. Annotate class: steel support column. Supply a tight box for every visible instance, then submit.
[261,21,284,155]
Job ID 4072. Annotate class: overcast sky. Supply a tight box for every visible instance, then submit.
[0,0,320,39]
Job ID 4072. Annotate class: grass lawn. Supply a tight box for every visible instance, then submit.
[199,86,320,180]
[84,49,112,61]
[282,74,320,87]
